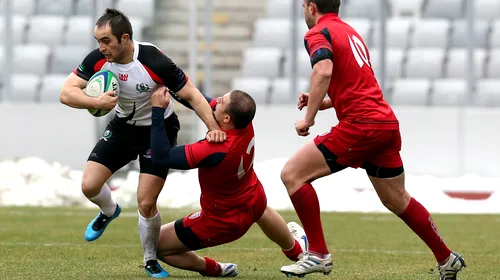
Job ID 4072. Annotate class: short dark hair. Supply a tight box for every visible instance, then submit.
[96,8,133,42]
[307,0,341,14]
[226,90,256,130]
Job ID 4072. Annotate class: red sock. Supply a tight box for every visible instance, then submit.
[398,197,452,263]
[290,183,329,255]
[282,239,304,261]
[201,257,221,277]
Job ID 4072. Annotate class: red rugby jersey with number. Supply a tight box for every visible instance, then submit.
[304,14,399,130]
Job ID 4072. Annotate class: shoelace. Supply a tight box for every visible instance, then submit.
[92,213,109,230]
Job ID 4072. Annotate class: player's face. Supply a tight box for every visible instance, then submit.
[94,24,126,63]
[303,0,317,29]
[214,92,232,126]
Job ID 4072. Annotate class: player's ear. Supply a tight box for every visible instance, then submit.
[121,33,129,44]
[224,113,231,124]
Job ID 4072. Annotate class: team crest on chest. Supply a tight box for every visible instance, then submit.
[136,83,151,94]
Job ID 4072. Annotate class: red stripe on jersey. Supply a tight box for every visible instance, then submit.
[94,59,107,73]
[141,63,163,84]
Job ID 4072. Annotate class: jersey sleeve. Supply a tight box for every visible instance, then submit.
[72,48,106,81]
[304,28,334,67]
[137,44,188,93]
[185,140,227,168]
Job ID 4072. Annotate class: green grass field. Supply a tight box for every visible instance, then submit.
[0,207,498,280]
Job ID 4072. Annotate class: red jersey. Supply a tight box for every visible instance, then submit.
[185,123,258,213]
[304,13,399,129]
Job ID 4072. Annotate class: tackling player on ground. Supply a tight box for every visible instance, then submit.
[60,9,225,278]
[149,87,308,277]
[279,1,466,279]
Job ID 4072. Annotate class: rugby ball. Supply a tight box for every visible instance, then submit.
[85,70,120,117]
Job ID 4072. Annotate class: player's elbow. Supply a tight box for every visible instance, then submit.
[59,87,71,105]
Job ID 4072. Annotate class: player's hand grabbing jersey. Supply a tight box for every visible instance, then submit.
[74,40,188,126]
[151,100,259,213]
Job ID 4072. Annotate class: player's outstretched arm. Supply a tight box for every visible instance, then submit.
[168,88,214,110]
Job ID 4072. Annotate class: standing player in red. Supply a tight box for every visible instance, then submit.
[280,1,466,279]
[149,87,308,277]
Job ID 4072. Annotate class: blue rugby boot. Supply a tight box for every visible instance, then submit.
[84,204,121,242]
[144,259,170,278]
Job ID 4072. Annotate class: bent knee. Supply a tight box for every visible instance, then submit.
[81,175,102,198]
[137,198,158,215]
[379,189,411,215]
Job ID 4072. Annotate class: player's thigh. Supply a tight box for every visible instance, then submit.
[281,140,335,188]
[139,113,180,179]
[256,206,294,249]
[88,119,137,175]
[157,221,191,256]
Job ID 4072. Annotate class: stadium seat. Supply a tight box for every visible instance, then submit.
[422,0,464,19]
[26,16,66,45]
[474,0,500,20]
[270,78,309,104]
[372,18,413,48]
[241,47,282,79]
[11,74,41,102]
[405,48,445,79]
[388,0,424,17]
[343,0,383,19]
[487,49,500,78]
[37,0,74,15]
[431,79,467,106]
[13,45,50,75]
[490,20,500,48]
[343,18,372,43]
[50,46,90,74]
[75,0,113,15]
[253,18,307,49]
[231,77,271,104]
[265,0,302,18]
[410,19,450,48]
[473,79,500,106]
[12,0,35,16]
[446,49,486,79]
[39,74,68,102]
[0,15,27,44]
[283,49,312,79]
[116,0,154,26]
[391,79,430,105]
[370,48,405,79]
[451,19,489,48]
[129,17,145,41]
[65,16,94,46]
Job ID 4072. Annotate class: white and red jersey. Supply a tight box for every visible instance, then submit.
[74,40,188,126]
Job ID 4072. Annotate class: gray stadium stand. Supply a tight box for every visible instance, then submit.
[451,19,489,48]
[487,49,500,78]
[11,74,41,102]
[37,0,74,16]
[252,18,307,49]
[0,15,27,44]
[372,18,413,48]
[474,79,500,106]
[65,16,93,46]
[343,0,382,19]
[241,47,282,78]
[391,79,430,105]
[231,77,271,104]
[474,0,500,21]
[405,48,445,79]
[446,49,486,78]
[283,49,312,79]
[75,0,113,15]
[431,79,467,106]
[344,18,372,42]
[12,0,35,16]
[370,48,405,79]
[265,0,300,18]
[490,20,500,49]
[410,19,450,48]
[388,0,424,17]
[422,0,464,19]
[13,45,50,76]
[27,15,66,45]
[116,0,155,25]
[50,46,90,74]
[39,74,68,102]
[270,78,309,104]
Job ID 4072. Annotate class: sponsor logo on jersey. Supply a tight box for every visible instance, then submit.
[188,211,201,220]
[119,73,128,81]
[100,130,112,142]
[143,148,152,159]
[136,83,151,94]
[78,64,85,72]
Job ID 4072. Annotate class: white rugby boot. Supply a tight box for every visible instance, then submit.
[438,252,466,280]
[281,252,333,277]
[287,222,308,253]
[218,263,238,277]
